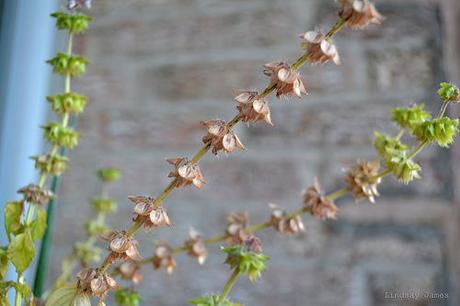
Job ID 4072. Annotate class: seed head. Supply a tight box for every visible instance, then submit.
[17,184,54,205]
[152,244,176,274]
[235,91,273,126]
[225,211,249,245]
[303,179,338,220]
[184,227,208,265]
[167,157,206,189]
[201,120,245,155]
[128,196,171,230]
[117,260,143,285]
[269,204,305,235]
[103,231,141,262]
[263,62,307,98]
[76,268,116,303]
[300,31,340,65]
[345,159,381,203]
[339,0,384,29]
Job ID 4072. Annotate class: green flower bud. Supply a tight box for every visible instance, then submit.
[31,154,69,176]
[437,82,460,103]
[85,220,110,237]
[74,242,101,264]
[114,288,142,306]
[97,168,121,182]
[223,245,269,282]
[42,122,79,149]
[47,53,88,77]
[189,295,239,306]
[373,131,408,161]
[386,152,421,184]
[91,197,117,214]
[47,92,87,115]
[413,117,459,147]
[51,12,91,33]
[391,105,431,130]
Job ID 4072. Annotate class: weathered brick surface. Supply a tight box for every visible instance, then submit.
[49,0,460,305]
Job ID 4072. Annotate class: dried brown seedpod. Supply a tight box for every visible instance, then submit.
[263,62,307,98]
[128,196,171,230]
[235,91,273,126]
[269,204,305,235]
[225,211,249,245]
[345,159,381,203]
[117,259,143,285]
[103,230,141,261]
[17,184,54,205]
[201,120,245,155]
[303,179,338,220]
[184,227,208,265]
[339,0,384,29]
[152,243,176,274]
[300,31,340,65]
[76,268,117,303]
[167,157,205,189]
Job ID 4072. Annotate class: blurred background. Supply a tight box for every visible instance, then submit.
[1,0,460,305]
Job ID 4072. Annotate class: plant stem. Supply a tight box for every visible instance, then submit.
[218,269,241,305]
[95,16,350,278]
[33,31,74,299]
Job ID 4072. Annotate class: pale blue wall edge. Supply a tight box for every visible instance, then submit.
[0,0,60,300]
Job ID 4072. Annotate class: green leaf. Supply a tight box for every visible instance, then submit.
[45,285,79,306]
[4,201,23,237]
[189,295,238,306]
[30,207,47,240]
[115,288,142,306]
[7,231,35,273]
[0,247,8,280]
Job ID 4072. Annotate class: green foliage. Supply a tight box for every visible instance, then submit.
[373,131,408,161]
[42,122,79,149]
[91,197,117,213]
[7,230,35,273]
[437,82,460,103]
[97,167,121,182]
[4,201,23,237]
[189,295,241,306]
[223,246,269,282]
[0,281,32,304]
[385,152,421,184]
[85,220,110,237]
[115,288,142,306]
[0,247,8,280]
[30,207,47,240]
[391,105,431,130]
[413,117,459,147]
[51,12,91,33]
[31,154,69,176]
[45,285,82,306]
[47,92,87,115]
[47,53,89,77]
[74,242,102,264]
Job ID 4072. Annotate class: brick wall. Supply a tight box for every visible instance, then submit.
[49,0,460,305]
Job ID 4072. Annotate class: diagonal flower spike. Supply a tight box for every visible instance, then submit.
[339,0,384,29]
[128,196,171,230]
[235,91,273,126]
[263,62,307,98]
[201,120,245,155]
[167,157,206,189]
[303,178,338,220]
[300,30,341,65]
